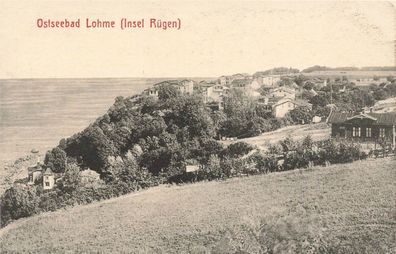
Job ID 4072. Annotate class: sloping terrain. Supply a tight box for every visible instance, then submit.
[222,123,331,150]
[0,158,395,253]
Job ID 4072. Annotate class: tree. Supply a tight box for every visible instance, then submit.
[44,147,67,173]
[57,163,82,193]
[158,84,181,101]
[0,185,40,226]
[205,154,222,179]
[303,81,315,90]
[224,142,254,158]
[64,126,117,173]
[221,89,256,137]
[287,106,312,124]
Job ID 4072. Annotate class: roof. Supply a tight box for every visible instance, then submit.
[28,163,43,172]
[327,112,396,125]
[231,78,251,87]
[153,80,193,88]
[43,168,54,175]
[294,99,312,108]
[270,86,295,94]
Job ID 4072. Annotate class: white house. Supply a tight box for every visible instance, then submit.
[143,87,159,98]
[258,96,312,118]
[205,85,229,103]
[259,75,281,87]
[230,78,261,98]
[272,98,311,118]
[151,79,195,96]
[268,87,296,99]
[42,168,55,190]
[28,163,55,190]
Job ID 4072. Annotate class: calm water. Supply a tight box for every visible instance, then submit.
[0,78,169,163]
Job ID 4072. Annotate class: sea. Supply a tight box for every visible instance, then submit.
[0,78,205,165]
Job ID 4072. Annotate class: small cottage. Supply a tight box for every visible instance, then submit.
[42,168,55,190]
[28,163,43,185]
[27,163,55,190]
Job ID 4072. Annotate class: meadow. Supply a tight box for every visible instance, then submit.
[1,157,394,253]
[221,123,331,150]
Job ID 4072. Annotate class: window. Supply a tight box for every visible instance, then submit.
[379,128,386,138]
[45,182,50,186]
[366,127,372,138]
[353,127,361,137]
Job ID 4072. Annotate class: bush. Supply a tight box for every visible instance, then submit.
[223,142,254,158]
[0,185,40,226]
[44,147,67,173]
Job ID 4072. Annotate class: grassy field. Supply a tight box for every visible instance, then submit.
[1,157,395,253]
[222,123,331,150]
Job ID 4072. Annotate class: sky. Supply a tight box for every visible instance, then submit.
[0,0,395,78]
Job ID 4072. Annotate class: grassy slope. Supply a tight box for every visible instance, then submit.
[221,123,331,150]
[1,158,395,253]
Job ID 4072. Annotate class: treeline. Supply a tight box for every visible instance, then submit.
[57,87,295,177]
[302,65,396,73]
[297,77,396,114]
[253,67,300,76]
[0,135,368,227]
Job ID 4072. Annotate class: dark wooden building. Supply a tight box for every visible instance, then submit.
[327,112,396,147]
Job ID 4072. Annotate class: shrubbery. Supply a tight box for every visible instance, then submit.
[0,135,367,227]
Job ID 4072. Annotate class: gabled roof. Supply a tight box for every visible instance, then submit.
[43,168,54,175]
[153,80,193,88]
[270,86,295,94]
[231,78,251,87]
[346,113,377,121]
[28,163,43,172]
[327,112,396,125]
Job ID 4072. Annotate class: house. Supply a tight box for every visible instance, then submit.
[42,168,55,190]
[257,75,281,87]
[143,87,159,98]
[312,115,322,123]
[231,78,251,89]
[218,76,231,86]
[203,84,230,110]
[152,79,195,95]
[205,85,229,102]
[259,97,312,118]
[230,78,261,97]
[268,87,296,100]
[327,112,396,148]
[28,163,43,185]
[272,98,311,118]
[28,163,55,190]
[80,169,101,185]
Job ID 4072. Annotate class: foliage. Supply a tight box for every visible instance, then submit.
[44,147,67,173]
[57,163,82,193]
[0,185,40,226]
[223,142,254,158]
[287,106,312,124]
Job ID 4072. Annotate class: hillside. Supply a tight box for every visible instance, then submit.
[1,158,394,253]
[221,123,330,150]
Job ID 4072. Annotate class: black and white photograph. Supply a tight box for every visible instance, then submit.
[0,1,395,253]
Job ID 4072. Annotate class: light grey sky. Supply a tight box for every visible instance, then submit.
[0,1,394,78]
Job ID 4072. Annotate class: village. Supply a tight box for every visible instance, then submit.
[24,69,396,190]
